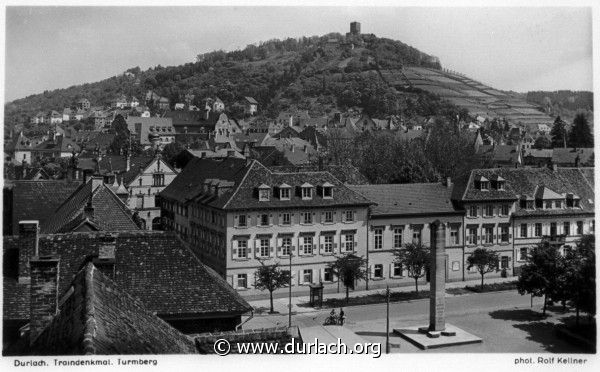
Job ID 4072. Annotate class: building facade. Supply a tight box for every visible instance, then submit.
[349,183,465,288]
[124,155,178,230]
[453,167,595,278]
[159,158,373,296]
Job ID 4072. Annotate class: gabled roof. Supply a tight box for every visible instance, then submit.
[40,179,140,234]
[7,180,83,235]
[160,158,372,210]
[348,183,461,216]
[3,230,251,320]
[534,186,564,200]
[28,263,197,355]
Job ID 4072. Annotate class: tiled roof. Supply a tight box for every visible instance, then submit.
[160,158,372,210]
[348,183,460,216]
[551,148,594,166]
[452,167,594,216]
[244,96,258,105]
[3,231,251,321]
[476,144,520,164]
[29,263,197,355]
[40,179,140,234]
[8,180,83,235]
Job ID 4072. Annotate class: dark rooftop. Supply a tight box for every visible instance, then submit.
[29,263,197,355]
[348,183,460,216]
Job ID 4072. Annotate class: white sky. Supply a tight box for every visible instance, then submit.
[3,4,594,102]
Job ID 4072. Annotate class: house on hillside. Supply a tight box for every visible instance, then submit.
[244,96,258,116]
[76,98,91,111]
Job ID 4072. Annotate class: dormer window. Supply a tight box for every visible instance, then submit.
[497,181,505,190]
[491,175,505,190]
[279,183,291,200]
[475,175,489,191]
[322,182,334,199]
[258,184,270,201]
[301,183,313,200]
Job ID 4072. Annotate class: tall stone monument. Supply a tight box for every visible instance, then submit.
[429,220,446,332]
[394,219,482,349]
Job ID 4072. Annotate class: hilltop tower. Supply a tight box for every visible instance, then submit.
[350,21,361,35]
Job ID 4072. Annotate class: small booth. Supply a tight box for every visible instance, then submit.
[309,283,324,308]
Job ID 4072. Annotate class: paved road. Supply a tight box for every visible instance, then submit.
[245,290,590,353]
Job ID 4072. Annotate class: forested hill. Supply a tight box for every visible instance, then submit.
[5,31,443,128]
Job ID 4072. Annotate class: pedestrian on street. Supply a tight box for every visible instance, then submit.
[339,308,345,326]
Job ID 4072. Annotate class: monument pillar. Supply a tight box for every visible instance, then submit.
[429,220,446,332]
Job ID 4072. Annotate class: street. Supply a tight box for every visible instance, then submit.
[246,290,590,353]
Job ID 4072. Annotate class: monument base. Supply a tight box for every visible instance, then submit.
[394,324,482,350]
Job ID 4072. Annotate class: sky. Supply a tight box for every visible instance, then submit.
[3,5,594,102]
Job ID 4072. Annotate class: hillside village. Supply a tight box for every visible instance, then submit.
[2,22,595,355]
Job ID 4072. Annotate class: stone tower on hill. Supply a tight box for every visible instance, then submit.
[350,21,361,35]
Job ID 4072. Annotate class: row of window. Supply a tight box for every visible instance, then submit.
[518,221,586,238]
[372,225,461,249]
[235,210,356,228]
[519,199,580,210]
[232,233,357,259]
[258,183,334,202]
[467,204,511,218]
[233,263,408,289]
[466,225,511,245]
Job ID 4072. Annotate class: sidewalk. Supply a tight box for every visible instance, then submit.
[248,276,516,315]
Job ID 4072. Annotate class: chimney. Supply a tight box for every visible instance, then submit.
[126,153,131,172]
[18,221,40,283]
[29,256,60,343]
[93,236,116,280]
[446,177,452,188]
[291,144,295,153]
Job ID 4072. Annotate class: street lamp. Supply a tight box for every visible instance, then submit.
[288,249,293,328]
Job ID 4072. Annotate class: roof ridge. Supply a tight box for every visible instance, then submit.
[222,160,261,209]
[82,264,97,355]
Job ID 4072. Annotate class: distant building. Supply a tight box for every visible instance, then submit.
[350,21,361,35]
[244,97,258,116]
[551,148,594,167]
[125,116,175,148]
[76,98,91,111]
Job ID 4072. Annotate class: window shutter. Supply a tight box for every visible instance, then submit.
[234,215,238,227]
[278,214,282,226]
[333,242,338,252]
[353,241,357,251]
[368,265,373,279]
[232,240,238,259]
[291,245,296,253]
[319,235,324,255]
[269,214,273,226]
[353,211,357,222]
[277,238,283,256]
[255,239,261,258]
[247,214,252,227]
[247,240,253,257]
[298,270,303,285]
[340,235,346,252]
[298,237,304,255]
[509,233,512,240]
[320,212,324,223]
